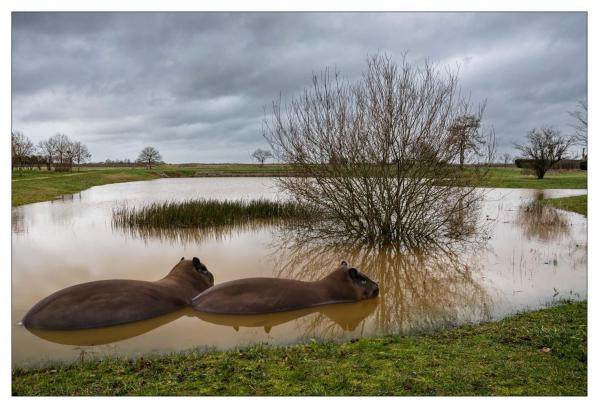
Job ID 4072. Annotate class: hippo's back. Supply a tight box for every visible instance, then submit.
[22,279,187,330]
[192,277,324,314]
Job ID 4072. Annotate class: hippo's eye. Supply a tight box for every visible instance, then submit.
[359,277,368,285]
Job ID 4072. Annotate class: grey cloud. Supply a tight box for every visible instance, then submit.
[12,12,587,162]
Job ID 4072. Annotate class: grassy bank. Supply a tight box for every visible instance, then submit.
[112,198,307,228]
[11,168,157,207]
[12,165,587,207]
[477,167,587,189]
[541,195,587,216]
[12,301,586,396]
[11,164,295,206]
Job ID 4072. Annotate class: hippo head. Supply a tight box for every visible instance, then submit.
[171,256,214,292]
[327,261,379,301]
[192,257,215,287]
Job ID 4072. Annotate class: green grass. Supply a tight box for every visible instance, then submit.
[11,164,296,206]
[12,301,586,396]
[541,195,587,216]
[112,198,308,228]
[12,165,587,207]
[12,168,157,206]
[477,167,587,189]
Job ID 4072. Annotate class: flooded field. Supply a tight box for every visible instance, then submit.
[11,178,587,366]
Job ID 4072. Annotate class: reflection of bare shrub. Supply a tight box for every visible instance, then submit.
[264,54,494,246]
[271,238,492,336]
[516,199,570,242]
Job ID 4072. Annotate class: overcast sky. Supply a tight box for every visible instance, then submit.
[12,12,587,163]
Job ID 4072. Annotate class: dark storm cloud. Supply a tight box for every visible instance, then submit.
[12,12,587,163]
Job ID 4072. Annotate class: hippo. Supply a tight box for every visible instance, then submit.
[192,261,378,314]
[22,257,214,330]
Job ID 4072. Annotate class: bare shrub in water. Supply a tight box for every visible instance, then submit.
[264,54,495,246]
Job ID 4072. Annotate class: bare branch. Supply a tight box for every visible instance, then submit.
[568,100,587,146]
[251,148,273,165]
[514,127,574,179]
[264,53,493,246]
[137,146,162,169]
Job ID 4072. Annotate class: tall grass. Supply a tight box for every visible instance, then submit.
[112,198,309,229]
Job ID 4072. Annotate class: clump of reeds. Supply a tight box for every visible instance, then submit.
[112,198,310,229]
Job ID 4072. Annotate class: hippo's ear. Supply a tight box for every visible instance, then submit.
[193,257,201,270]
[340,261,348,267]
[180,257,185,261]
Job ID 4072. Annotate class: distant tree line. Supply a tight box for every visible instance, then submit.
[12,131,91,172]
[11,133,169,172]
[97,146,164,168]
[103,158,136,166]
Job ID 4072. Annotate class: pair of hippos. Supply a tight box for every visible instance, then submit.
[23,257,380,330]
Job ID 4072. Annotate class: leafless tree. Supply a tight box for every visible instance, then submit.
[37,138,56,170]
[514,127,574,179]
[49,133,74,171]
[500,152,512,167]
[264,54,494,246]
[568,100,587,146]
[251,148,273,165]
[11,131,34,172]
[448,101,487,169]
[137,146,162,169]
[72,141,92,171]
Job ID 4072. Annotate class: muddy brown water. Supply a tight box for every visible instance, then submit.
[11,178,587,366]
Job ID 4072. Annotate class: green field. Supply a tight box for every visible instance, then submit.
[542,195,587,216]
[12,301,586,396]
[477,167,587,189]
[11,164,295,206]
[11,165,588,207]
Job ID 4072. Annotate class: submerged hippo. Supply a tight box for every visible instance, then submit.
[22,257,214,330]
[192,261,378,314]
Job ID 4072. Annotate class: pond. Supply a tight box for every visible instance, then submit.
[11,178,587,366]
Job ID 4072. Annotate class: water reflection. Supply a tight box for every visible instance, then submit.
[272,239,493,335]
[11,206,26,234]
[27,309,188,346]
[51,192,81,203]
[516,194,570,242]
[112,219,288,246]
[195,299,378,335]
